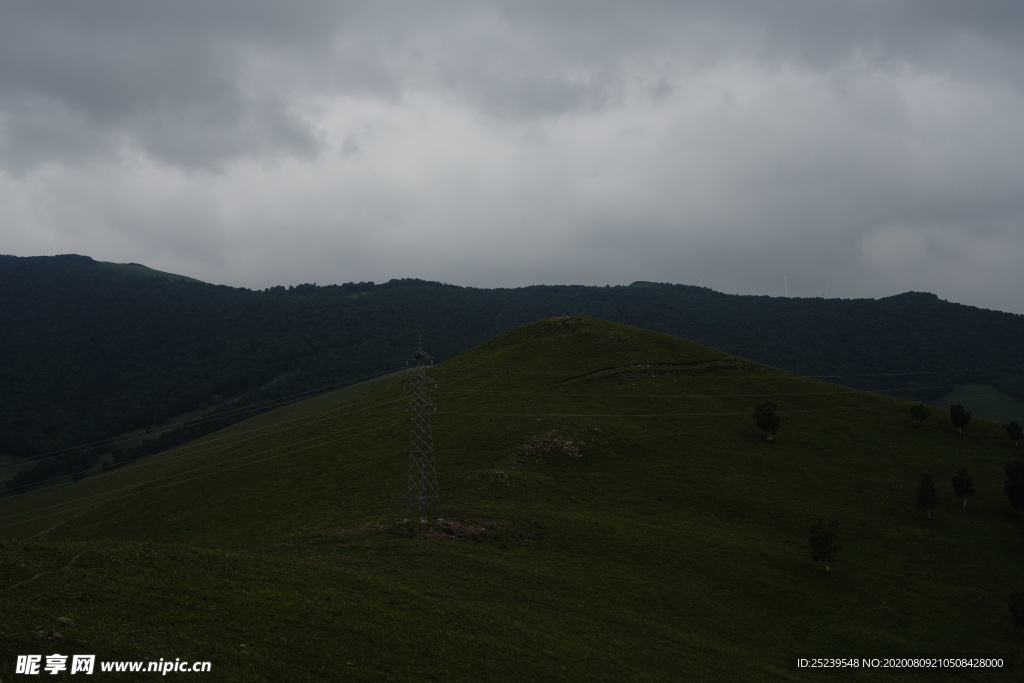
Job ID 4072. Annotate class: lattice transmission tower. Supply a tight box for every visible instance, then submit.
[405,332,440,521]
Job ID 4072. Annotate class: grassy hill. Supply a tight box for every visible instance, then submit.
[1,316,1022,681]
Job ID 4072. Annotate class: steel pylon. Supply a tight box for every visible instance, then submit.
[405,332,439,520]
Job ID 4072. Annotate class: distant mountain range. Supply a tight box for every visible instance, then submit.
[2,253,1023,488]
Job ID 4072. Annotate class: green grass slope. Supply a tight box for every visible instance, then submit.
[2,316,1022,681]
[95,260,204,283]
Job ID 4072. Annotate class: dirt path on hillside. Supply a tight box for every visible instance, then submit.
[3,550,86,592]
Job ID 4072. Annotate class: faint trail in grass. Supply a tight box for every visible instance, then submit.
[3,549,86,592]
[557,360,751,383]
[28,507,101,541]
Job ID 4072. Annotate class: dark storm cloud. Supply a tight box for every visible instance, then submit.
[0,1,346,170]
[3,0,1022,170]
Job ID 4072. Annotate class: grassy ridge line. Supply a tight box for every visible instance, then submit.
[95,260,204,283]
[1,316,1022,680]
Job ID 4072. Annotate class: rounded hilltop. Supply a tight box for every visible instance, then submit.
[442,313,751,380]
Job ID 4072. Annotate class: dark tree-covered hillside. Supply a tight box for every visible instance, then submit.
[4,255,1024,489]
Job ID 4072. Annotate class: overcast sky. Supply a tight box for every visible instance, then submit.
[2,1,1023,313]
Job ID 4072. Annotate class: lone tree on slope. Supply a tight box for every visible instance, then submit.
[910,404,931,424]
[916,473,940,520]
[950,404,972,435]
[754,401,781,442]
[1007,420,1023,448]
[951,467,975,509]
[1005,460,1024,514]
[808,519,841,574]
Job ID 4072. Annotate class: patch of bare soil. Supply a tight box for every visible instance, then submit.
[414,521,487,540]
[511,432,583,462]
[325,519,488,542]
[548,314,585,327]
[324,521,391,541]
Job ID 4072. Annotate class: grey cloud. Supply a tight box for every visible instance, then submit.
[2,1,1023,315]
[0,1,345,171]
[4,1,1023,171]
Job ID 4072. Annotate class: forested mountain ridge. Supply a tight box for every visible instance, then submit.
[3,254,1023,487]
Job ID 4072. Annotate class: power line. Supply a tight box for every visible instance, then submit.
[0,411,403,524]
[0,329,420,429]
[8,355,1023,488]
[6,325,1024,435]
[0,367,407,474]
[5,356,1019,533]
[0,389,409,495]
[0,417,407,533]
[13,378,1002,505]
[0,345,359,427]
